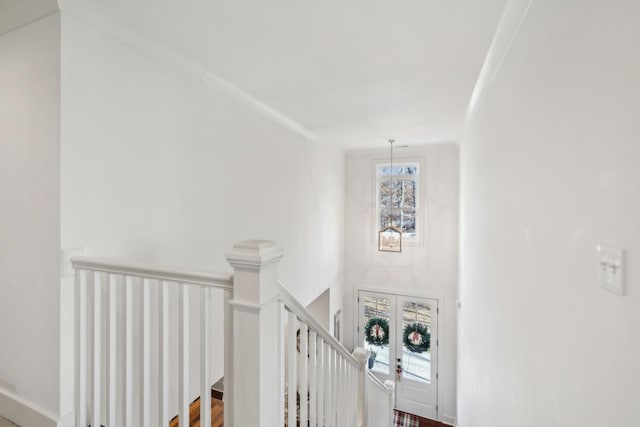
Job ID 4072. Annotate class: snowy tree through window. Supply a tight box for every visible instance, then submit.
[376,162,419,239]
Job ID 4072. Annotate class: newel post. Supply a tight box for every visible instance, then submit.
[226,240,284,427]
[352,347,370,427]
[384,380,396,426]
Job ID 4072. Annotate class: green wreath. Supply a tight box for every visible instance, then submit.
[403,323,430,353]
[364,317,389,347]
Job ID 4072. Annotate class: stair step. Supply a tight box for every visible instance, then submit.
[169,392,224,427]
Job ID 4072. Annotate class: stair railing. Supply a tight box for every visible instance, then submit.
[226,240,374,427]
[73,240,392,427]
[277,281,363,427]
[71,257,233,427]
[366,371,395,427]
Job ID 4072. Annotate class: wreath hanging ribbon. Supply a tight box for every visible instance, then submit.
[364,317,390,347]
[402,323,430,353]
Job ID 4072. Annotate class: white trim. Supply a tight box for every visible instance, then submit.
[356,285,446,304]
[58,7,325,145]
[354,287,444,420]
[71,256,233,289]
[0,9,59,37]
[277,281,359,365]
[370,156,426,247]
[441,414,457,426]
[0,387,59,427]
[466,0,535,123]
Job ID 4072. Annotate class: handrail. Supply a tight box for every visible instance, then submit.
[367,370,387,390]
[71,257,234,290]
[276,280,359,366]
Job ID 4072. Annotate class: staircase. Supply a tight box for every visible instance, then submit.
[168,394,223,427]
[71,240,395,427]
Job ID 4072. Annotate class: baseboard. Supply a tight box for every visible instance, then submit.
[0,387,58,427]
[57,410,75,427]
[440,414,457,426]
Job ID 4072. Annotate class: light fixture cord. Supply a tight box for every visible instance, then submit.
[389,139,395,227]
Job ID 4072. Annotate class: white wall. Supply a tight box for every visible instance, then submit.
[60,14,344,304]
[59,13,345,421]
[343,144,459,424]
[459,0,640,426]
[0,13,61,424]
[306,288,331,332]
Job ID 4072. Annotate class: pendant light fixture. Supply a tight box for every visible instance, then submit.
[378,139,402,252]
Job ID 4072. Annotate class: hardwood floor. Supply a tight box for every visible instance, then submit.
[415,414,451,427]
[168,395,224,427]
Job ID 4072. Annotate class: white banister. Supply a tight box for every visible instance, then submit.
[223,289,234,427]
[75,269,87,427]
[299,323,308,423]
[317,339,325,426]
[124,275,134,427]
[366,371,396,427]
[71,257,233,289]
[73,242,387,427]
[200,287,212,427]
[309,330,317,426]
[159,282,170,427]
[108,274,117,427]
[226,240,285,427]
[324,338,331,426]
[275,281,358,365]
[142,278,151,427]
[92,272,102,427]
[225,241,369,427]
[385,380,395,427]
[178,285,190,427]
[353,347,370,427]
[72,256,232,427]
[287,310,297,427]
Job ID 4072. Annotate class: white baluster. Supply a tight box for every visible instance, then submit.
[108,274,117,427]
[200,287,211,427]
[76,269,88,427]
[324,342,331,427]
[299,323,308,424]
[336,355,342,426]
[309,330,317,426]
[347,363,353,426]
[332,347,338,427]
[385,380,395,427]
[179,285,190,426]
[287,311,297,427]
[159,281,170,427]
[352,348,369,427]
[223,289,234,427]
[317,338,324,426]
[93,272,102,427]
[352,364,358,426]
[142,278,151,427]
[343,355,348,425]
[125,276,134,427]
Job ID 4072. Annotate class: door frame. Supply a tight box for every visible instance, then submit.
[353,286,442,416]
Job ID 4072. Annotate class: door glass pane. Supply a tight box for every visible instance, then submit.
[363,295,390,374]
[401,302,431,383]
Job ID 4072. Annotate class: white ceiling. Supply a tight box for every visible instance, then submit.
[28,0,506,149]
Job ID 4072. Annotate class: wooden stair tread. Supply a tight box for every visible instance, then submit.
[168,395,224,427]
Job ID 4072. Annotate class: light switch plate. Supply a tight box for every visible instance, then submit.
[61,247,86,277]
[597,245,625,295]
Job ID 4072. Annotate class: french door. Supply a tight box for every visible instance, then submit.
[358,291,438,419]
